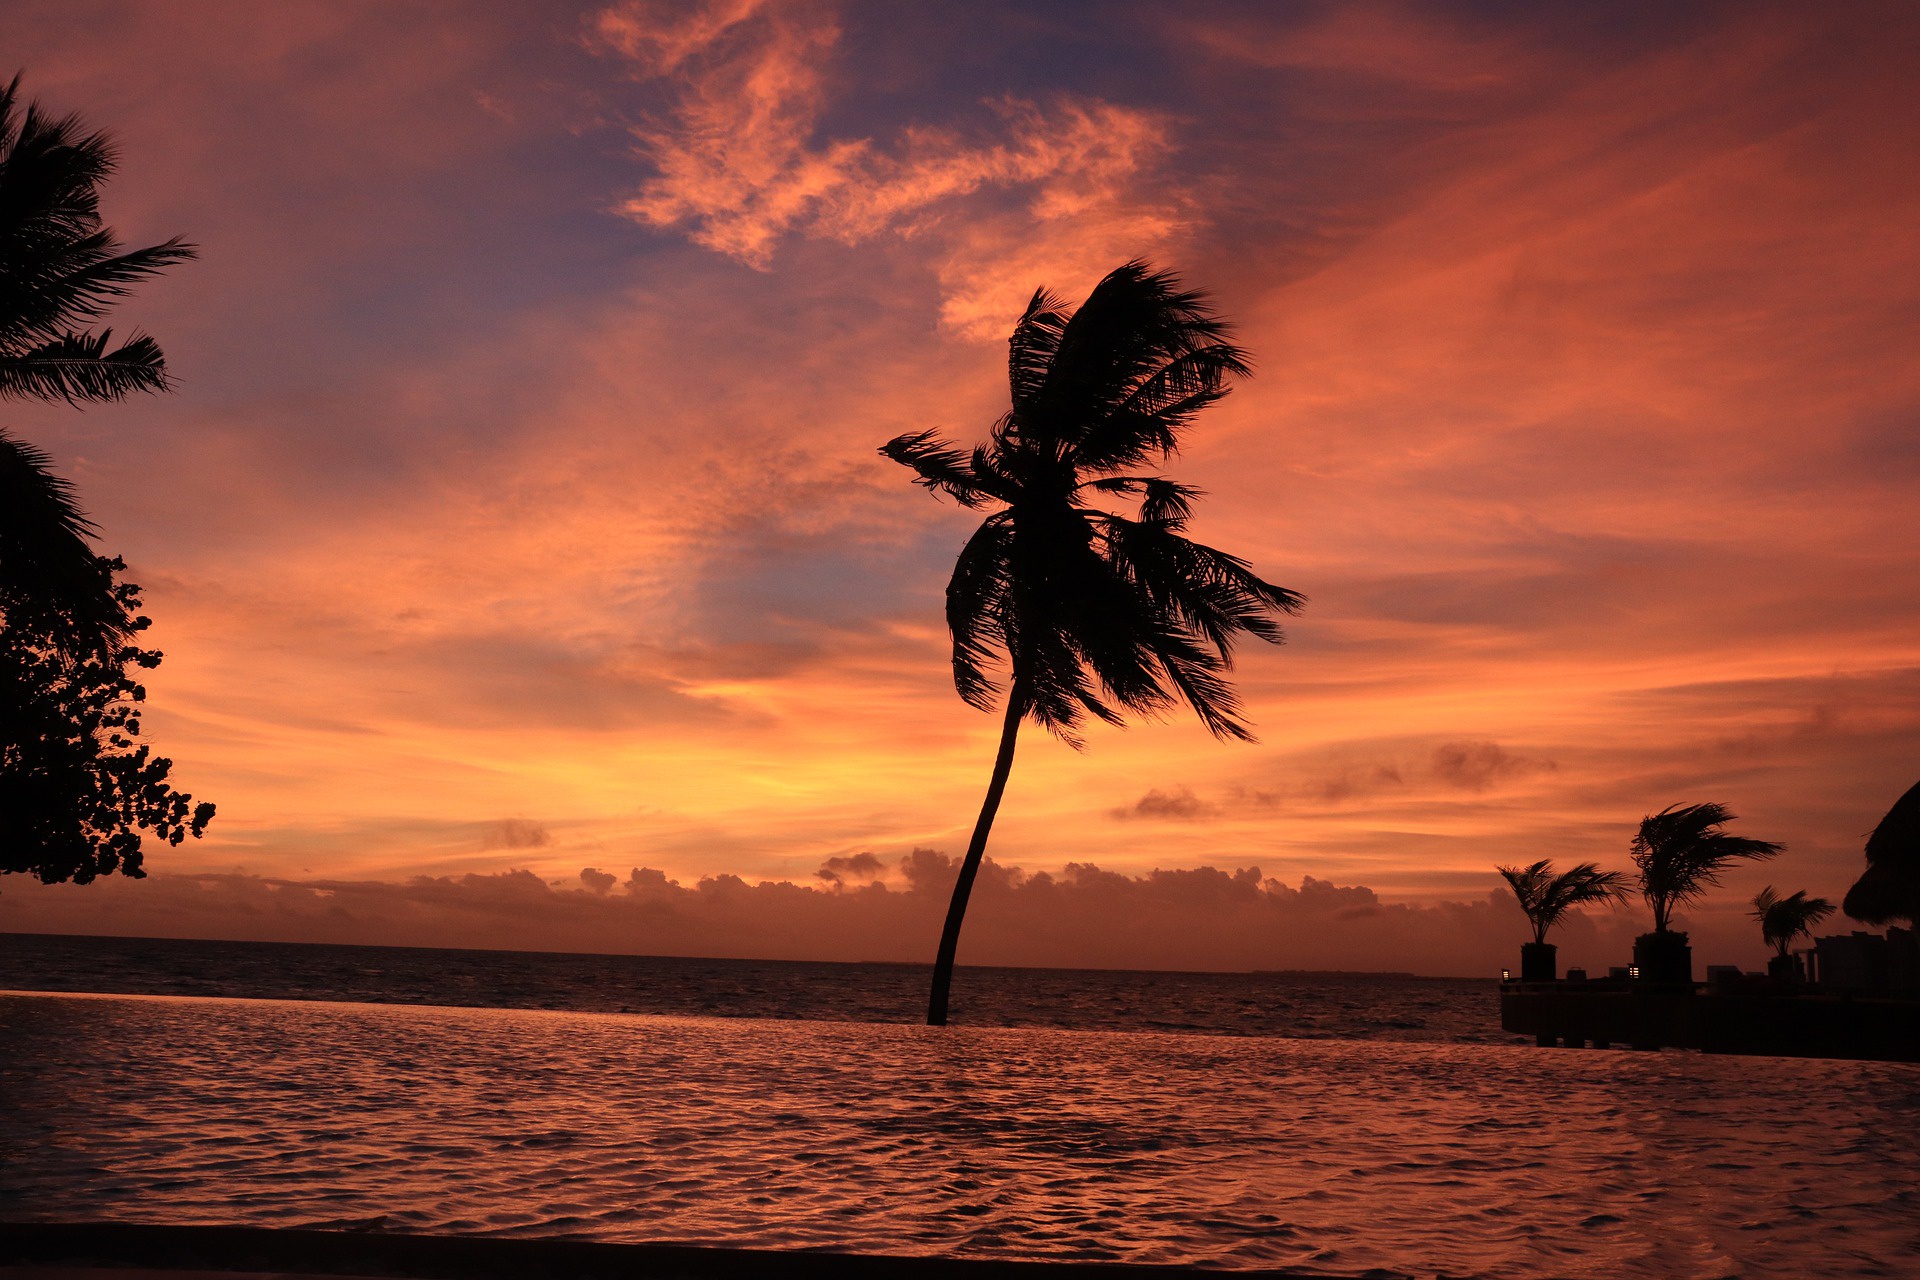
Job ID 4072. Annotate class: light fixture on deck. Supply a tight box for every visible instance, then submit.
[1501,968,1512,982]
[1629,964,1641,980]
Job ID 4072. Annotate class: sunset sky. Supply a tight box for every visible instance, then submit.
[5,0,1918,974]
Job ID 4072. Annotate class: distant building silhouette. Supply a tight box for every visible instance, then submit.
[1811,927,1919,992]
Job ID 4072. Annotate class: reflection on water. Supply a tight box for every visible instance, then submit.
[2,992,1916,1278]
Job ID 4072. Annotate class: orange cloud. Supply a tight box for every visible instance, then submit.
[594,0,1185,332]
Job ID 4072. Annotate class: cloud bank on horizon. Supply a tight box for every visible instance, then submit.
[0,848,1738,976]
[5,0,1918,968]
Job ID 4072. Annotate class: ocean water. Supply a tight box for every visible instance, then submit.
[5,936,1919,1277]
[3,990,1918,1279]
[3,933,1504,1044]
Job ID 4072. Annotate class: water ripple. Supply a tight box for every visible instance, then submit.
[1,992,1917,1279]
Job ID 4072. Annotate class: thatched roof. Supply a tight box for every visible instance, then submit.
[1844,779,1920,926]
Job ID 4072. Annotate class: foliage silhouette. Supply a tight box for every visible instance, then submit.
[882,262,1303,1025]
[1749,886,1835,958]
[0,71,196,652]
[1844,779,1920,927]
[0,428,121,652]
[1630,802,1782,935]
[2,557,214,884]
[0,73,209,885]
[1498,859,1628,946]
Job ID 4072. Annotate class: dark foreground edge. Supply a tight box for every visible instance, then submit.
[0,1224,1416,1280]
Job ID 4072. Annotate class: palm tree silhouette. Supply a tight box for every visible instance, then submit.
[1631,802,1782,937]
[0,431,117,650]
[882,262,1303,1026]
[0,73,195,649]
[1750,886,1834,958]
[1499,859,1628,946]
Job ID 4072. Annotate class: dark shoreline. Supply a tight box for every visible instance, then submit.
[0,1223,1414,1280]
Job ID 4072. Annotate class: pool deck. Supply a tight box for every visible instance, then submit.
[1499,979,1920,1059]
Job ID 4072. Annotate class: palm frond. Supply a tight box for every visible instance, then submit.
[945,514,1015,711]
[1069,349,1247,475]
[0,428,126,647]
[0,91,112,240]
[1102,513,1303,653]
[1025,263,1248,460]
[1499,858,1627,943]
[0,73,196,364]
[1751,886,1836,956]
[1006,286,1070,415]
[1632,802,1783,932]
[0,239,197,349]
[1150,634,1247,740]
[879,430,1001,508]
[0,329,170,403]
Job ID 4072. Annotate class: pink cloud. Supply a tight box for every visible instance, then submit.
[593,0,1185,332]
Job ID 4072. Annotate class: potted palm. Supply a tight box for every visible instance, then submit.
[1750,886,1835,983]
[1630,802,1782,983]
[1498,860,1628,981]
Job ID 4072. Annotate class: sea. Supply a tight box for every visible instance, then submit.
[3,932,1918,1279]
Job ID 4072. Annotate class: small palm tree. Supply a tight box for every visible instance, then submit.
[1499,859,1629,946]
[1750,886,1835,959]
[882,262,1303,1025]
[1631,802,1783,935]
[0,73,195,649]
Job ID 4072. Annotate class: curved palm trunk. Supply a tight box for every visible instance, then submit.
[927,688,1027,1026]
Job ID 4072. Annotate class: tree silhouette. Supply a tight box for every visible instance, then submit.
[0,429,121,651]
[1844,779,1920,927]
[1498,859,1628,945]
[1630,802,1782,935]
[2,557,214,883]
[882,262,1303,1025]
[1749,886,1835,958]
[1,74,208,885]
[0,72,196,652]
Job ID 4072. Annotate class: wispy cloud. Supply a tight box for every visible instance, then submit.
[1115,740,1556,821]
[591,0,1187,332]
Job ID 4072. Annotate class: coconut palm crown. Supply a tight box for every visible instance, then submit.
[1631,802,1783,935]
[882,262,1303,1025]
[1498,859,1628,946]
[1749,886,1835,958]
[0,73,196,650]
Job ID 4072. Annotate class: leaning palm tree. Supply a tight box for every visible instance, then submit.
[0,72,196,649]
[882,262,1304,1025]
[1630,801,1781,981]
[1750,886,1834,959]
[1498,859,1627,980]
